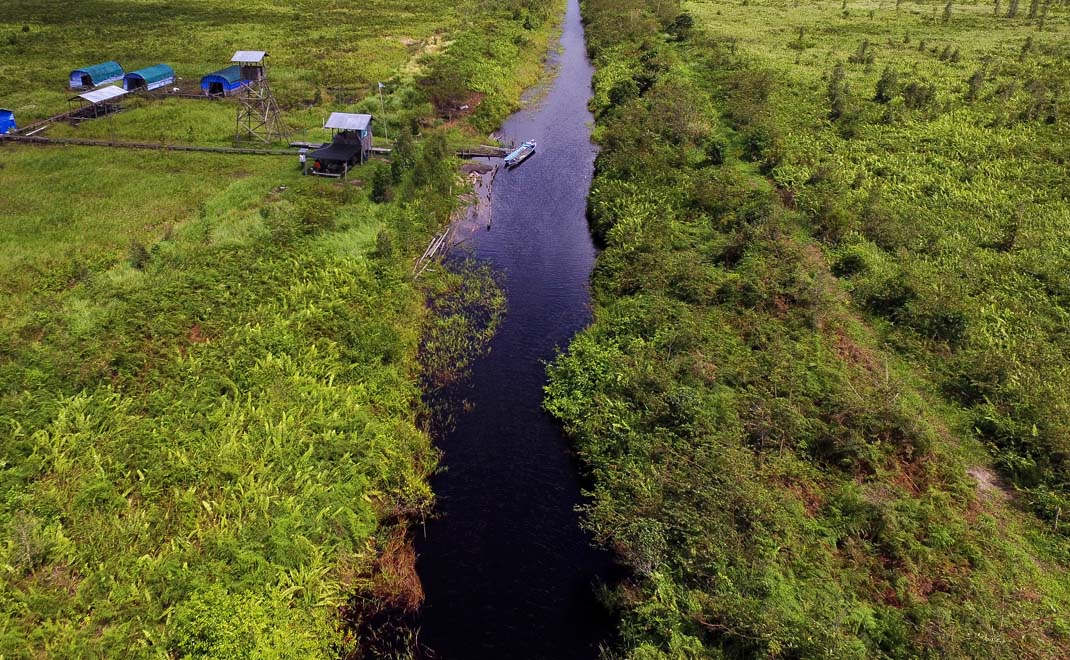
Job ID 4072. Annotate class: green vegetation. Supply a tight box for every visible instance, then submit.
[547,0,1070,656]
[0,0,559,656]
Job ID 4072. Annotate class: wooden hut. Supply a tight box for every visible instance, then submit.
[123,64,175,91]
[308,113,374,177]
[69,61,124,89]
[231,50,268,82]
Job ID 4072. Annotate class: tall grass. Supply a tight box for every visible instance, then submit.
[546,0,1070,656]
[0,0,563,656]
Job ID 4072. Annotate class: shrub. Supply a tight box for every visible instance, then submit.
[608,78,640,106]
[667,13,695,41]
[371,165,393,203]
[903,80,936,108]
[828,63,849,119]
[374,228,395,259]
[874,66,899,103]
[128,241,151,269]
[704,135,728,165]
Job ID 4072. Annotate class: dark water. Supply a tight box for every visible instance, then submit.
[413,1,613,658]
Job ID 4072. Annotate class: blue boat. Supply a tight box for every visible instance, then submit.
[504,139,536,168]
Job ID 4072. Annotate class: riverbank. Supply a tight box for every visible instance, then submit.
[548,0,1070,656]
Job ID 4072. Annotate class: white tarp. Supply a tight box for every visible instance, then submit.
[76,85,129,104]
[232,51,268,63]
[324,112,372,131]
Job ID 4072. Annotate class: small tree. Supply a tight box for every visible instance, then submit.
[1038,0,1051,29]
[1019,35,1033,62]
[390,129,416,183]
[609,78,640,106]
[704,135,728,165]
[668,13,694,40]
[371,165,392,203]
[848,39,870,64]
[1006,0,1020,18]
[903,80,936,108]
[874,67,899,103]
[374,228,395,258]
[827,63,849,120]
[942,0,953,23]
[1027,0,1039,19]
[966,69,985,101]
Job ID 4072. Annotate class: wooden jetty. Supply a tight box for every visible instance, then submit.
[0,133,296,156]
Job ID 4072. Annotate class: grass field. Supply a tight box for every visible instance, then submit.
[547,0,1070,656]
[0,0,464,121]
[0,0,560,656]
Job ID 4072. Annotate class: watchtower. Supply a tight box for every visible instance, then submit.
[232,50,288,143]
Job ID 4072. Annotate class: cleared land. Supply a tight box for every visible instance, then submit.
[548,0,1070,657]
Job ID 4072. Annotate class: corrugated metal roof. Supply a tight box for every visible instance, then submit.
[324,112,372,131]
[232,50,267,63]
[202,65,244,84]
[126,63,174,84]
[71,61,124,83]
[75,85,129,104]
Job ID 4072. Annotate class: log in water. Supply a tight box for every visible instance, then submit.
[414,1,614,658]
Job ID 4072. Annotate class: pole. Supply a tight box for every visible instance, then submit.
[378,82,389,141]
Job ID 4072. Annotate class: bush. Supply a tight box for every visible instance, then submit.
[608,78,640,106]
[704,135,728,165]
[874,67,899,103]
[371,165,393,203]
[903,80,936,108]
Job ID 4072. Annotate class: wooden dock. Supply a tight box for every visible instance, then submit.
[3,133,510,160]
[0,134,297,156]
[371,145,509,159]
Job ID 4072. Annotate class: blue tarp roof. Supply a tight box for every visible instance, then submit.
[0,109,14,135]
[202,65,243,84]
[125,63,174,84]
[71,61,124,84]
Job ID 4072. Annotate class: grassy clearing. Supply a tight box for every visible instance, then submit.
[0,0,562,656]
[0,0,465,122]
[547,0,1070,656]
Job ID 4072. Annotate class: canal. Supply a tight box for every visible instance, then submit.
[413,0,613,657]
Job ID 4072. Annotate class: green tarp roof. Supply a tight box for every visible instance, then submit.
[72,61,124,82]
[127,63,174,83]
